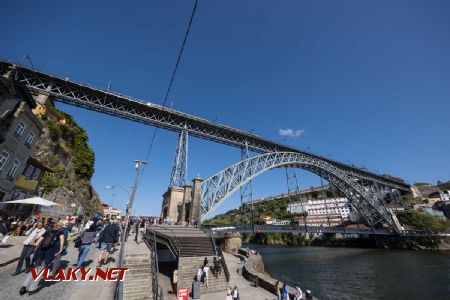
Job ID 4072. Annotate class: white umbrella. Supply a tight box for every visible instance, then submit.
[4,197,60,207]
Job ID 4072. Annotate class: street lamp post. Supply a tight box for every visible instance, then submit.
[120,160,147,243]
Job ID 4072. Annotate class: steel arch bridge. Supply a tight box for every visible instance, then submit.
[200,152,402,233]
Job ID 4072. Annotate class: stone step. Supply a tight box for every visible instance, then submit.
[124,258,151,264]
[125,279,152,288]
[126,273,152,280]
[124,284,153,294]
[123,290,152,300]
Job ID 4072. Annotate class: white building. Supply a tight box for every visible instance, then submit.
[288,197,351,226]
[440,190,450,202]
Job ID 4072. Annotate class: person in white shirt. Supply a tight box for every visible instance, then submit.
[294,286,303,300]
[196,266,203,282]
[203,264,209,287]
[12,221,46,275]
[232,286,239,300]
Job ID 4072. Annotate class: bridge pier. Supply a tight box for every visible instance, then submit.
[215,232,242,254]
[160,176,203,225]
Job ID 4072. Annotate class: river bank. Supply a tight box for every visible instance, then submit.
[239,247,318,299]
[242,232,450,250]
[247,244,450,300]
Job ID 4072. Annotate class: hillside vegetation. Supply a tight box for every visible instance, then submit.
[34,101,100,215]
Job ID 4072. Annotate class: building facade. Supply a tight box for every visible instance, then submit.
[0,77,43,204]
[288,197,351,226]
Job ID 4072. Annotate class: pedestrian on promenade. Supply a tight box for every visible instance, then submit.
[19,223,64,295]
[275,280,282,300]
[203,264,209,287]
[74,224,97,267]
[84,217,94,230]
[12,221,46,275]
[232,285,239,300]
[282,283,290,300]
[51,220,69,276]
[137,218,146,244]
[294,286,303,300]
[305,290,313,300]
[172,269,178,294]
[97,221,119,265]
[0,216,10,243]
[203,256,208,267]
[134,217,141,242]
[225,290,232,300]
[196,265,203,282]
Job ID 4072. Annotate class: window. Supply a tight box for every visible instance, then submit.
[14,121,27,138]
[23,164,34,178]
[7,159,20,178]
[12,190,27,200]
[0,150,10,170]
[32,168,42,180]
[25,131,35,148]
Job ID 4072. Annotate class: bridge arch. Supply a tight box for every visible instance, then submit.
[200,152,400,232]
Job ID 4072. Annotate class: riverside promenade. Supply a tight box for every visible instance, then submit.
[0,230,119,300]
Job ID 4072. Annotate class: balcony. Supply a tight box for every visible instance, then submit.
[14,175,39,192]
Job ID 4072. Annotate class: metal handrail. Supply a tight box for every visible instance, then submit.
[217,247,230,283]
[152,225,181,257]
[114,232,127,300]
[143,229,164,300]
[208,230,230,283]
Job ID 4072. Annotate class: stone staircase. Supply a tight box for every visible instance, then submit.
[123,239,153,300]
[152,226,229,294]
[178,256,229,294]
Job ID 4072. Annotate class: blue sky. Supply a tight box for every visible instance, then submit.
[2,0,450,217]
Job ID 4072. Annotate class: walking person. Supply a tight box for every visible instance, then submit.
[12,221,46,275]
[282,283,290,300]
[97,221,119,265]
[196,266,203,282]
[19,223,64,295]
[0,216,10,244]
[172,269,178,294]
[137,218,146,244]
[275,281,282,300]
[203,264,209,288]
[51,220,69,276]
[232,285,239,300]
[134,217,141,242]
[294,286,303,300]
[74,224,97,267]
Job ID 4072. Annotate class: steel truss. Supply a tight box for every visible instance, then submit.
[169,130,188,187]
[200,152,401,233]
[239,143,254,223]
[0,60,409,191]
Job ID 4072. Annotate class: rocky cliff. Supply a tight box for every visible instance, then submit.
[33,101,101,215]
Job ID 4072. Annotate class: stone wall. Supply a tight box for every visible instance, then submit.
[239,248,317,300]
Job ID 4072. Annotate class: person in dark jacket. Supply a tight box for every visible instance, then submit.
[74,224,97,267]
[19,223,64,295]
[97,222,119,265]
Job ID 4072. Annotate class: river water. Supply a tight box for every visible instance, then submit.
[248,244,450,300]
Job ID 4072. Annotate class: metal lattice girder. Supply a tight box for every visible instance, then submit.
[169,130,188,187]
[239,143,253,222]
[200,152,401,233]
[0,60,410,191]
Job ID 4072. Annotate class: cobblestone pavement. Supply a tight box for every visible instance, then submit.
[0,241,118,300]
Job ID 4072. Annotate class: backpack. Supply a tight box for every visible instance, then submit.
[40,231,59,250]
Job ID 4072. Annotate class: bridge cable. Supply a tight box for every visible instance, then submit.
[141,0,199,175]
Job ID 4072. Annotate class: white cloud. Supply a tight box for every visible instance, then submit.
[278,128,305,138]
